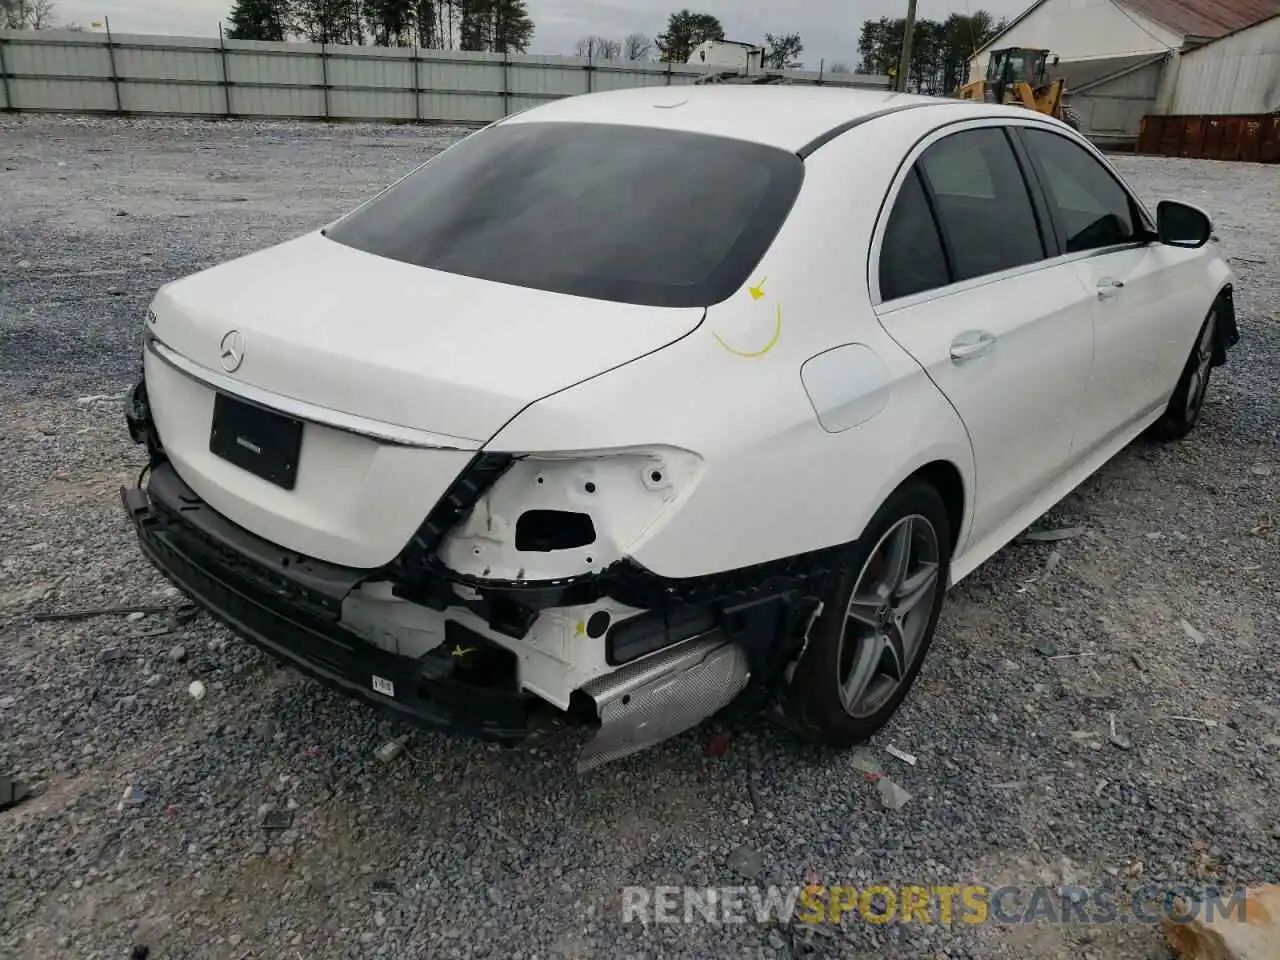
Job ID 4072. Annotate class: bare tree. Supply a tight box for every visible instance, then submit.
[2,0,59,29]
[828,61,852,74]
[574,35,621,60]
[763,31,803,70]
[623,32,653,61]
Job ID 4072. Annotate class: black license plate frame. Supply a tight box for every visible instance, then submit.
[209,392,304,490]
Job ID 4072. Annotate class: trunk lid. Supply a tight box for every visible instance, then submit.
[150,231,706,444]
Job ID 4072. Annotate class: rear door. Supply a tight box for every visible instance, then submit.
[1014,124,1208,454]
[871,121,1097,554]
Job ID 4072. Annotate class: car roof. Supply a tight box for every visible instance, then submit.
[500,85,1016,155]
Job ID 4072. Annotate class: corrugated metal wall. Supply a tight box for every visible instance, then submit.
[1166,15,1280,115]
[1071,59,1167,146]
[0,29,890,123]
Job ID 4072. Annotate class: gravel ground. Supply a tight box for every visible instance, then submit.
[1,116,1278,960]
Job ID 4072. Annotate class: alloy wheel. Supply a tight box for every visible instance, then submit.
[837,514,941,718]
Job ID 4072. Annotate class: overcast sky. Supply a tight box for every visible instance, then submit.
[55,0,1030,68]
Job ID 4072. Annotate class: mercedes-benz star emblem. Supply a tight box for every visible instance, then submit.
[219,329,245,373]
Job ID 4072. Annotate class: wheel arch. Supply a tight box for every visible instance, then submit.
[910,459,966,557]
[1211,282,1238,367]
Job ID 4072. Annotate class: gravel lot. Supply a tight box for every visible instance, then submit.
[1,115,1278,960]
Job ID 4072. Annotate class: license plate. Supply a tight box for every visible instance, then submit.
[209,392,303,490]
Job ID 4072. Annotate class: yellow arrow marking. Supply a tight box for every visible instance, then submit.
[451,645,475,658]
[713,303,783,358]
[574,621,586,637]
[748,276,768,300]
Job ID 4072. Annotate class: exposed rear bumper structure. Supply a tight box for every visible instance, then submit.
[122,378,817,767]
[123,461,530,743]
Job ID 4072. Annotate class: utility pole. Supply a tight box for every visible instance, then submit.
[896,0,918,92]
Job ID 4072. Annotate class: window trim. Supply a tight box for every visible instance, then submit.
[323,120,807,309]
[868,115,1157,312]
[875,165,954,303]
[1011,124,1155,255]
[915,125,1051,283]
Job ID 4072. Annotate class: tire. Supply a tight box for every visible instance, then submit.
[1148,305,1218,441]
[786,479,952,748]
[1062,106,1082,130]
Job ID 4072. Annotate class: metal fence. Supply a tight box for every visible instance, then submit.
[0,28,890,124]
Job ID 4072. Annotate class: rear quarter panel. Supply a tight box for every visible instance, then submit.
[486,118,976,579]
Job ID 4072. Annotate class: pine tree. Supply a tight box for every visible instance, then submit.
[364,0,414,45]
[292,0,363,44]
[226,0,290,41]
[489,0,533,53]
[454,0,531,53]
[457,0,487,50]
[656,10,723,63]
[411,0,439,46]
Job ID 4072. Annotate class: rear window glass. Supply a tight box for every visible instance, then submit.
[323,121,804,308]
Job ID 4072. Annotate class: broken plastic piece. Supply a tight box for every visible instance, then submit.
[703,728,733,758]
[1170,715,1219,728]
[116,784,148,811]
[0,775,31,811]
[885,744,917,766]
[262,810,294,831]
[1019,526,1086,543]
[34,602,184,622]
[375,736,409,763]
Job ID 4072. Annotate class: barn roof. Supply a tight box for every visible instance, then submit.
[1119,0,1280,39]
[976,0,1280,54]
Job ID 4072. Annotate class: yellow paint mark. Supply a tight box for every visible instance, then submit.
[748,276,768,300]
[713,303,783,358]
[575,621,586,637]
[451,645,475,658]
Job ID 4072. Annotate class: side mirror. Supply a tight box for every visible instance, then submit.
[1157,200,1212,249]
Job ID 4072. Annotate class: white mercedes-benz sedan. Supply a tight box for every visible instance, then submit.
[122,85,1239,770]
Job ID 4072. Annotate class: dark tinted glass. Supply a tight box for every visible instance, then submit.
[1021,128,1137,252]
[880,168,950,301]
[918,127,1046,282]
[324,122,804,308]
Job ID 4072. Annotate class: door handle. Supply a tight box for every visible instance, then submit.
[949,330,997,363]
[1097,278,1125,300]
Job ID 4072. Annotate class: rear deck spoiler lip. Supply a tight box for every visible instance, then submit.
[144,332,481,451]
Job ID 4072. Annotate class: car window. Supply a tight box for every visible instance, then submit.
[1020,128,1137,253]
[917,127,1046,283]
[879,168,950,301]
[323,122,804,309]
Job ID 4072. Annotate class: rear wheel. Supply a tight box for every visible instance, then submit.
[1149,306,1218,441]
[1062,106,1082,130]
[787,480,951,747]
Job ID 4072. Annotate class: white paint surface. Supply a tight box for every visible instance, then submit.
[968,0,1180,84]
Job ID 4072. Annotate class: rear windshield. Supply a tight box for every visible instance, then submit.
[323,121,804,308]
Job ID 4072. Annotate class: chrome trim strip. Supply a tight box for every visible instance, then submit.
[145,336,481,451]
[876,241,1153,314]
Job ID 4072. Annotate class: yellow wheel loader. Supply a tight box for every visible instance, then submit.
[955,47,1081,130]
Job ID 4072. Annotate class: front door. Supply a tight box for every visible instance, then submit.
[1016,126,1208,454]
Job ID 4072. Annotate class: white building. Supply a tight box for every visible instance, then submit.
[1163,12,1280,115]
[969,0,1280,82]
[967,0,1280,145]
[687,40,765,73]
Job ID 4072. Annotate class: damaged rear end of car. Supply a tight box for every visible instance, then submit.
[122,115,821,770]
